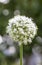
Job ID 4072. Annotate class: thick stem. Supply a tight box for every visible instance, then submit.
[20,44,23,65]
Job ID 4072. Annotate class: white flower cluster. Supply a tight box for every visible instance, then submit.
[6,15,38,45]
[0,35,3,44]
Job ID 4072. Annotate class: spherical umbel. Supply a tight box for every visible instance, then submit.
[6,15,38,45]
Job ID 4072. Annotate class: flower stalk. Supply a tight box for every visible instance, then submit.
[20,44,23,65]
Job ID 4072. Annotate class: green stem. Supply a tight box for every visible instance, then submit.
[20,44,23,65]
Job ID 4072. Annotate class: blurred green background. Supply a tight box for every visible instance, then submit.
[0,0,42,65]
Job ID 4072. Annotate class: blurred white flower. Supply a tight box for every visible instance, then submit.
[36,36,42,44]
[3,46,16,56]
[0,0,10,4]
[0,35,3,44]
[6,15,38,45]
[0,43,6,51]
[28,45,42,65]
[3,35,14,45]
[28,54,41,65]
[2,9,9,16]
[14,10,20,16]
[32,45,42,55]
